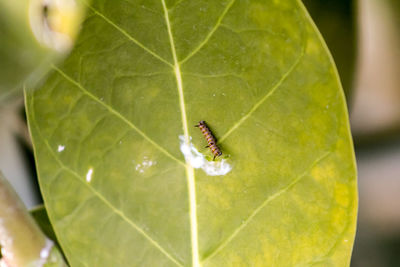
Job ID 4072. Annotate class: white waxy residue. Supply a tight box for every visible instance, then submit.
[40,239,54,259]
[134,157,157,174]
[0,247,7,259]
[179,135,232,176]
[86,168,93,183]
[29,238,54,267]
[57,145,65,152]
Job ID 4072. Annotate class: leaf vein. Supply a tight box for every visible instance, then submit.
[179,0,236,64]
[27,97,184,267]
[218,47,306,144]
[85,3,174,67]
[202,151,331,262]
[43,140,183,267]
[52,66,185,166]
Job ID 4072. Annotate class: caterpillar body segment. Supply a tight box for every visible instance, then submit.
[195,120,222,160]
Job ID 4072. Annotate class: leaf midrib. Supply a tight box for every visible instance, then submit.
[160,1,200,266]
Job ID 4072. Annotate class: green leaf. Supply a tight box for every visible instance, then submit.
[26,0,358,266]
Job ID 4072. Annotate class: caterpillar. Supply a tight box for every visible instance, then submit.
[195,120,222,160]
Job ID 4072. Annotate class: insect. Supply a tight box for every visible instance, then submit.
[195,120,222,160]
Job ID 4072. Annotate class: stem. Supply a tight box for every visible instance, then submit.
[0,171,64,266]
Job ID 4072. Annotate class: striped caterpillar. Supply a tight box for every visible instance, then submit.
[195,120,222,160]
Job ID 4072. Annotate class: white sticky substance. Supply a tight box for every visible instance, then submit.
[11,239,55,267]
[40,239,54,259]
[0,247,6,258]
[86,168,93,183]
[57,145,65,152]
[179,135,232,176]
[33,239,54,267]
[134,157,157,174]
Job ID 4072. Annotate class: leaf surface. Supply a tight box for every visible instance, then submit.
[26,0,358,266]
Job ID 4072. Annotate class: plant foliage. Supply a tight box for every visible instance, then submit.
[26,0,357,266]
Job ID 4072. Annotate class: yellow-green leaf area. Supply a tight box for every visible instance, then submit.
[26,0,358,266]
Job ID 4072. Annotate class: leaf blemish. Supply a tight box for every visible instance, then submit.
[179,135,232,176]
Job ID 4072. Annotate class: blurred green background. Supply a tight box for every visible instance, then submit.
[1,0,400,266]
